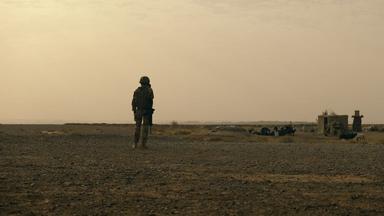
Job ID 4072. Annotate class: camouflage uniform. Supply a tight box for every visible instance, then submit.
[132,76,154,148]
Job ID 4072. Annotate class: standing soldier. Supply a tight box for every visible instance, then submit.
[132,76,154,149]
[352,110,364,132]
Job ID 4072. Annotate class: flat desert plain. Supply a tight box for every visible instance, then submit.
[1,124,384,215]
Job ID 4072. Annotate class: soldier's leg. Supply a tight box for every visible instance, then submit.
[133,114,143,148]
[141,115,150,148]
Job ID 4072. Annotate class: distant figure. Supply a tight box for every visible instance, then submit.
[132,76,154,149]
[352,110,364,132]
[273,126,279,137]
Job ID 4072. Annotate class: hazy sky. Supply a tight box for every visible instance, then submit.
[1,0,384,123]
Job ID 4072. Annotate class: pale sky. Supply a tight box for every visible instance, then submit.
[1,0,383,124]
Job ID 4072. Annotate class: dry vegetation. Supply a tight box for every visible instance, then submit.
[1,124,384,215]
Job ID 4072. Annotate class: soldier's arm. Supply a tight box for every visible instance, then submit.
[150,88,154,99]
[131,91,137,111]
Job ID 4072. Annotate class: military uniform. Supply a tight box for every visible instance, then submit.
[132,76,154,149]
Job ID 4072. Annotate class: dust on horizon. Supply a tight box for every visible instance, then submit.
[1,0,383,123]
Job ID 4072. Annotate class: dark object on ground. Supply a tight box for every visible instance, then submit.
[257,126,296,136]
[259,127,272,136]
[367,125,384,132]
[339,131,358,140]
[279,125,296,136]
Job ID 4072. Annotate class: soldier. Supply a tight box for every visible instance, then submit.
[352,110,364,132]
[132,76,154,149]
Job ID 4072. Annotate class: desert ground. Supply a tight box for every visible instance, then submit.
[1,124,384,215]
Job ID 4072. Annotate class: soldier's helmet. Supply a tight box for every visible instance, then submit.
[139,76,150,85]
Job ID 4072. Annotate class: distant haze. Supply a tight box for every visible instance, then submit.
[1,0,383,124]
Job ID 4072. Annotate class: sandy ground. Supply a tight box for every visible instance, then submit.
[1,124,384,215]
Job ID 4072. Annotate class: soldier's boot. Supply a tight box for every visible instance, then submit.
[141,125,149,149]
